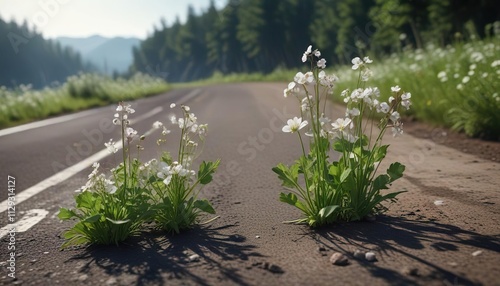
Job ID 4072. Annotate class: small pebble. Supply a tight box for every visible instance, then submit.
[78,274,88,282]
[353,250,365,259]
[105,277,118,285]
[188,254,200,262]
[330,252,349,266]
[256,235,260,239]
[401,266,419,276]
[365,252,377,262]
[472,250,483,257]
[268,264,284,274]
[43,251,49,255]
[434,200,445,206]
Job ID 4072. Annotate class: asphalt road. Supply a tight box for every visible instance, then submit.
[0,83,499,286]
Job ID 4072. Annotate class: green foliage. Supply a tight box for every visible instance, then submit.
[334,35,500,140]
[131,0,498,82]
[0,18,88,88]
[146,158,220,234]
[57,171,151,248]
[0,73,170,129]
[58,102,219,247]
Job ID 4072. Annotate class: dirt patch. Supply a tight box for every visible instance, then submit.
[403,118,500,162]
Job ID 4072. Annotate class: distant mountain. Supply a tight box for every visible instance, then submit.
[56,35,141,75]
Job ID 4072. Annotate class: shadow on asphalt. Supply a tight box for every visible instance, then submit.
[312,216,500,286]
[67,224,262,286]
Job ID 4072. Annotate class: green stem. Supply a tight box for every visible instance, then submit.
[121,120,127,189]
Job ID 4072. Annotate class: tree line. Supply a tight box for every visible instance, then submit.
[130,0,499,82]
[0,18,90,88]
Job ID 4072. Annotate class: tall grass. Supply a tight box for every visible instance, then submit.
[0,73,170,128]
[333,36,500,139]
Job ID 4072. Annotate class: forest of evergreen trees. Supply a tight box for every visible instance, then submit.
[131,0,499,82]
[0,18,89,88]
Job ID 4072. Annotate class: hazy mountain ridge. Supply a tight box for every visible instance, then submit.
[56,35,141,75]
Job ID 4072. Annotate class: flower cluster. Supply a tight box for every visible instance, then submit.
[274,45,410,227]
[76,162,117,194]
[156,161,196,186]
[59,102,220,247]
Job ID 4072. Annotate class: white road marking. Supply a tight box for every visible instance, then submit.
[129,106,163,125]
[0,147,121,214]
[181,89,202,102]
[0,209,49,239]
[0,108,103,137]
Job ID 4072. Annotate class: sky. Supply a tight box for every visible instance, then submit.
[0,0,227,39]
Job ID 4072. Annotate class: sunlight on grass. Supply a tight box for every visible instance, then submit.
[0,73,170,128]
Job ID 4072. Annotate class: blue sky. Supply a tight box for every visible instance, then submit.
[0,0,227,39]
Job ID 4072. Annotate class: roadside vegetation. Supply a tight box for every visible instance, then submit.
[58,102,219,247]
[334,35,500,139]
[0,73,170,128]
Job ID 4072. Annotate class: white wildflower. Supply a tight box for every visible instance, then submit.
[317,58,327,69]
[282,117,308,133]
[302,45,312,62]
[283,81,296,97]
[351,57,363,70]
[392,122,404,137]
[391,86,401,93]
[153,121,163,129]
[390,111,400,123]
[104,139,118,154]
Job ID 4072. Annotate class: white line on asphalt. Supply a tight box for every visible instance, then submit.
[130,106,163,125]
[181,88,202,102]
[0,108,104,137]
[0,209,49,239]
[0,148,120,214]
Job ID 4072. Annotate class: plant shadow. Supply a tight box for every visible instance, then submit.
[313,216,500,286]
[67,223,263,286]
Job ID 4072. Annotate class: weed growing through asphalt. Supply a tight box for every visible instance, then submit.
[58,102,219,248]
[274,45,409,227]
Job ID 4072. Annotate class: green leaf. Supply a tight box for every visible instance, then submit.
[328,163,340,177]
[75,191,96,209]
[83,214,102,223]
[340,168,352,184]
[332,140,349,152]
[355,135,369,147]
[198,160,221,185]
[272,163,298,188]
[279,192,298,206]
[387,162,405,182]
[372,174,390,192]
[57,208,77,220]
[194,199,216,214]
[318,205,339,219]
[382,190,407,200]
[373,145,389,163]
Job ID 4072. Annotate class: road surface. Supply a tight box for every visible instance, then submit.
[0,83,499,285]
